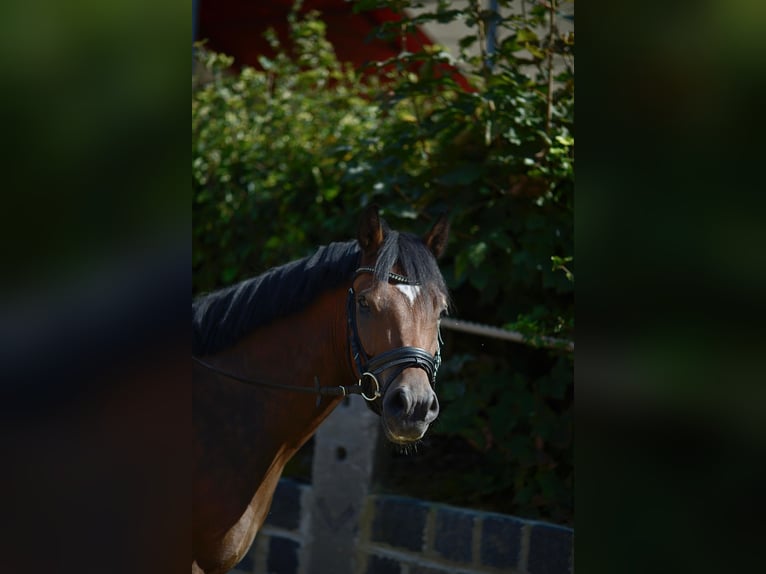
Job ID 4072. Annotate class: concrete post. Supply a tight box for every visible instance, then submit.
[302,396,380,574]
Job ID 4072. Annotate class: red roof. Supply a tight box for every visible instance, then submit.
[196,0,472,91]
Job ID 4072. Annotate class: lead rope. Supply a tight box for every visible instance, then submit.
[192,355,358,398]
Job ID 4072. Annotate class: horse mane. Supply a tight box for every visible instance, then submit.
[192,221,447,357]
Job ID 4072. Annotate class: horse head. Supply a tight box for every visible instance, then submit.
[351,205,450,444]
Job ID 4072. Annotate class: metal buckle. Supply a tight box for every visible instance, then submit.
[359,372,381,401]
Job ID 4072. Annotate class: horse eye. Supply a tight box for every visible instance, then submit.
[358,295,370,309]
[439,308,448,319]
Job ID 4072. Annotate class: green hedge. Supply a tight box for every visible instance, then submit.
[193,1,573,524]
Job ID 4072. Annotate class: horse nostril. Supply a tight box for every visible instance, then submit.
[387,388,411,416]
[429,394,439,414]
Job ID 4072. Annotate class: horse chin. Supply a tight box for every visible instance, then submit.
[381,418,428,445]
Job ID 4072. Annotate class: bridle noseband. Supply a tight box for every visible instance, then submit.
[347,267,442,408]
[192,266,443,408]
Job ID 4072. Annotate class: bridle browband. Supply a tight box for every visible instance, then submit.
[192,266,443,408]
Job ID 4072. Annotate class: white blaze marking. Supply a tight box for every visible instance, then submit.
[396,284,421,306]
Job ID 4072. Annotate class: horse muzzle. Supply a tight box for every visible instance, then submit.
[380,371,439,443]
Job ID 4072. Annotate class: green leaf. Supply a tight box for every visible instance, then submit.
[467,241,488,268]
[469,266,490,290]
[516,28,538,43]
[459,35,477,50]
[437,164,484,186]
[454,249,469,281]
[322,186,341,201]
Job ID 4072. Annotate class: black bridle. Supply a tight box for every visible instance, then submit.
[192,266,443,408]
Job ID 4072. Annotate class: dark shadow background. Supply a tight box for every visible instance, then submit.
[577,0,766,572]
[0,2,189,573]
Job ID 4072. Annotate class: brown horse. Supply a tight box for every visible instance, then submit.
[192,206,449,574]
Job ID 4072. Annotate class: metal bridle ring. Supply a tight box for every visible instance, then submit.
[359,372,381,401]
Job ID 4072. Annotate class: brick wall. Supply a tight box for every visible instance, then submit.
[357,495,573,574]
[232,479,574,574]
[233,479,311,574]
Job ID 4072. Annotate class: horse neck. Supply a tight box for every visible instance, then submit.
[203,284,352,454]
[193,285,355,568]
[236,284,349,380]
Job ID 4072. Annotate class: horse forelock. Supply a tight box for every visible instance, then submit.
[372,227,449,306]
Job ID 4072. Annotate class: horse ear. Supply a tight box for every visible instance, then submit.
[357,204,384,256]
[423,213,450,259]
